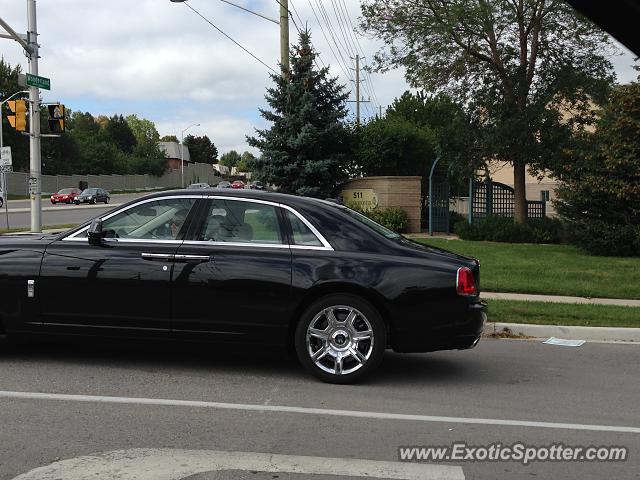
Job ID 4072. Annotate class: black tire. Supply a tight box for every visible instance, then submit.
[295,294,386,384]
[104,197,109,204]
[90,198,96,205]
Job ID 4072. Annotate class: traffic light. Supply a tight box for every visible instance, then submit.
[7,100,27,132]
[48,104,65,134]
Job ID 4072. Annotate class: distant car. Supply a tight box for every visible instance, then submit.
[249,181,265,191]
[231,180,245,189]
[50,188,81,204]
[73,188,110,205]
[187,183,211,189]
[216,181,232,189]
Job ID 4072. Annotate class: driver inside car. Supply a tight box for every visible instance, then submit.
[166,209,188,239]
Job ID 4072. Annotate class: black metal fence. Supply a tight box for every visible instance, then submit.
[471,180,546,221]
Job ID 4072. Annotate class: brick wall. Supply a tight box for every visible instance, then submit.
[342,176,422,233]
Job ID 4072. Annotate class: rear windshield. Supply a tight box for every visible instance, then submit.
[337,205,401,240]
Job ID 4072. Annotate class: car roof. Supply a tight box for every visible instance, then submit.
[140,188,337,211]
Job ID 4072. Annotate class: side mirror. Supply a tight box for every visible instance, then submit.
[88,218,105,246]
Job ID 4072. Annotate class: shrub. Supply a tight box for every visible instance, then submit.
[453,216,566,244]
[565,219,639,257]
[346,203,410,233]
[370,207,410,233]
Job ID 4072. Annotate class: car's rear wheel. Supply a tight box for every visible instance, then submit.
[104,197,109,204]
[295,294,386,384]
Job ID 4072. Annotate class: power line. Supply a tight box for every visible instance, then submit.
[333,0,381,112]
[306,0,353,82]
[182,2,277,74]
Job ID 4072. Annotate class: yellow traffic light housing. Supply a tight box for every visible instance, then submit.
[7,99,27,132]
[48,104,65,134]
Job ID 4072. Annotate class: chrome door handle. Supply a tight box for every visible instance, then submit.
[173,254,211,263]
[141,253,175,261]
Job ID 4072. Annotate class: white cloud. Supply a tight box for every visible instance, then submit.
[1,0,636,154]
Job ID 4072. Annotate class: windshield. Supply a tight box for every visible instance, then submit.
[338,205,401,240]
[58,188,74,194]
[82,189,98,194]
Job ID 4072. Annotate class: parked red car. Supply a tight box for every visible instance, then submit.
[231,180,245,189]
[50,188,81,204]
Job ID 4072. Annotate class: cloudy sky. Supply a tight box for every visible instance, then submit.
[1,0,637,154]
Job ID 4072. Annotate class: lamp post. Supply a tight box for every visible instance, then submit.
[180,123,199,188]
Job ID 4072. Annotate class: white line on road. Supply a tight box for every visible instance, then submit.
[11,448,465,480]
[1,390,638,434]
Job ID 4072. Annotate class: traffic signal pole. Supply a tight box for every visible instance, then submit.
[27,0,42,232]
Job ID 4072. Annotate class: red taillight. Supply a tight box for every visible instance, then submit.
[456,267,477,296]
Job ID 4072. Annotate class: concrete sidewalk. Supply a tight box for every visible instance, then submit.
[483,291,640,307]
[484,322,640,343]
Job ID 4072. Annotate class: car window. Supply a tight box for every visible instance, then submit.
[339,205,401,240]
[285,210,323,247]
[198,199,283,245]
[99,198,197,240]
[58,188,73,194]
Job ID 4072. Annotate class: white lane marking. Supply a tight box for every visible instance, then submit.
[0,390,638,434]
[11,448,465,480]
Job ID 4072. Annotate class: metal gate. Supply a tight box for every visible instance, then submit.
[428,158,451,234]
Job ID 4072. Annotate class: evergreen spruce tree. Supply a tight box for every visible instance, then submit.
[248,30,351,197]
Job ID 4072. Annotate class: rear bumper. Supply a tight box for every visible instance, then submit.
[391,299,487,353]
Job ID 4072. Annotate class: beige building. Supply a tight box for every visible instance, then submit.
[486,162,558,215]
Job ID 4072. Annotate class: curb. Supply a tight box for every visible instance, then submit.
[484,322,640,343]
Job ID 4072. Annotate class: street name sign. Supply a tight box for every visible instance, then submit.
[26,73,50,90]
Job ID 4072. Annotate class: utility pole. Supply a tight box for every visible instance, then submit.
[0,0,42,232]
[279,0,289,76]
[27,0,42,232]
[348,55,370,125]
[355,55,360,124]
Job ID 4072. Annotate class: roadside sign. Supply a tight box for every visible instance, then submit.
[28,177,39,195]
[342,188,379,211]
[26,73,51,90]
[0,146,12,167]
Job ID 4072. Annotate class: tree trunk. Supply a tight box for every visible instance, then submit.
[513,160,527,224]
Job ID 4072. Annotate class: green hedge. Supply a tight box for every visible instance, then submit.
[453,216,566,244]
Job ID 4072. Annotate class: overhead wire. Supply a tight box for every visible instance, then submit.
[182,2,278,74]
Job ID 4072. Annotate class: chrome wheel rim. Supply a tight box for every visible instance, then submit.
[306,305,374,375]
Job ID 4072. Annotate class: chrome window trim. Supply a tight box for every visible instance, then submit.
[203,195,334,251]
[181,240,290,249]
[61,194,334,252]
[62,195,205,242]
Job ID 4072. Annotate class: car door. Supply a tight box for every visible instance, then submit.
[171,196,293,344]
[37,196,200,336]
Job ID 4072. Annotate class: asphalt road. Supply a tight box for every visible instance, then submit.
[0,338,638,479]
[0,193,148,230]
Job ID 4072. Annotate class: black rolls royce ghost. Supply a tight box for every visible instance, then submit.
[0,189,486,383]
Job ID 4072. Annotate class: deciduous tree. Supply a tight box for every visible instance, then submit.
[361,0,615,222]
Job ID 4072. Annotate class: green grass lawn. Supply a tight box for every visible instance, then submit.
[488,299,640,328]
[413,238,640,300]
